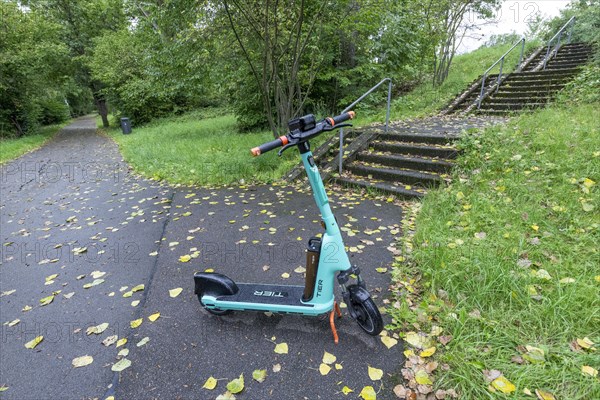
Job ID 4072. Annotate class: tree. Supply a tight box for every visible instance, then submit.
[29,0,127,127]
[0,2,70,136]
[425,0,500,86]
[222,0,353,136]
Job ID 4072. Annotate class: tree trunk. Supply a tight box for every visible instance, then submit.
[93,93,109,128]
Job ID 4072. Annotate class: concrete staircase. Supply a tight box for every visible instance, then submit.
[331,117,501,198]
[453,43,593,115]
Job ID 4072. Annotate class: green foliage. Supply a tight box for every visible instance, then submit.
[395,102,600,399]
[88,2,220,125]
[558,65,600,104]
[0,2,69,136]
[39,96,71,125]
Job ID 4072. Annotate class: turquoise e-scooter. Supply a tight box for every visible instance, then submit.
[194,111,384,342]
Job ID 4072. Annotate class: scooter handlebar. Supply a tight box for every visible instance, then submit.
[250,111,355,156]
[330,111,355,126]
[250,136,289,157]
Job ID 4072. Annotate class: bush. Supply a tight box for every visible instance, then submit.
[39,97,70,125]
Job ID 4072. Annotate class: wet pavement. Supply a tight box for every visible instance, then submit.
[0,117,405,399]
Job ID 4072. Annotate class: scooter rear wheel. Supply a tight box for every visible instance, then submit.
[197,295,233,316]
[350,297,383,336]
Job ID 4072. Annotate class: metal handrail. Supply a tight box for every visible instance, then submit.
[477,37,525,109]
[542,16,576,69]
[338,78,392,174]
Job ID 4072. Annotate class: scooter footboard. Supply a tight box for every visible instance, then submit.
[194,272,239,297]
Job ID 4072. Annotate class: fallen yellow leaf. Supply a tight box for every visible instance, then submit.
[131,284,144,292]
[111,358,131,372]
[535,389,556,400]
[359,386,376,400]
[319,363,331,376]
[169,288,183,298]
[576,337,595,350]
[72,355,93,368]
[202,376,217,390]
[116,338,127,347]
[179,255,191,263]
[130,318,143,328]
[274,342,288,354]
[252,369,267,383]
[322,351,336,365]
[148,312,160,322]
[415,369,433,385]
[381,335,398,349]
[582,365,598,377]
[420,347,436,357]
[368,366,383,381]
[491,376,515,394]
[226,374,244,394]
[342,385,353,395]
[25,336,43,349]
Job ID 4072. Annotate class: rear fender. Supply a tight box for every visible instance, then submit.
[194,272,238,297]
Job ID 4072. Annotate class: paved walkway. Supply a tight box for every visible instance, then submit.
[0,117,404,399]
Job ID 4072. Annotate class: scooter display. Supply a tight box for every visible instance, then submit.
[194,111,384,342]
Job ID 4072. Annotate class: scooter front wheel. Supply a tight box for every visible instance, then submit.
[197,295,233,316]
[350,296,383,336]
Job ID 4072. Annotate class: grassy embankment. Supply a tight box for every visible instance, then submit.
[389,99,600,398]
[102,41,532,186]
[0,122,70,164]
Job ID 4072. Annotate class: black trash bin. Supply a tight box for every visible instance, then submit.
[120,117,132,134]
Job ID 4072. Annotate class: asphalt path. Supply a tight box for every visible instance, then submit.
[0,117,404,400]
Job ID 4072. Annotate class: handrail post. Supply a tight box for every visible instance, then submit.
[337,77,392,175]
[543,43,551,70]
[518,38,525,68]
[338,128,344,175]
[496,58,504,93]
[478,75,487,109]
[568,17,574,43]
[385,80,392,134]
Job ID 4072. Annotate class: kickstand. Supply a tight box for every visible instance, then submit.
[329,301,343,344]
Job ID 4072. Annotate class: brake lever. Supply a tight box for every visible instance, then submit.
[324,123,353,131]
[278,142,296,156]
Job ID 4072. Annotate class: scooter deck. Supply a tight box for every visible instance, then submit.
[216,283,313,308]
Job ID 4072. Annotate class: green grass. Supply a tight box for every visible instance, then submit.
[390,102,600,398]
[0,122,69,164]
[104,110,301,186]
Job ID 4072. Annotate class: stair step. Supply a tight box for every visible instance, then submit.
[357,152,454,173]
[371,142,459,159]
[335,176,425,199]
[545,63,586,69]
[507,71,579,79]
[377,132,460,145]
[479,102,547,110]
[347,163,444,186]
[492,90,560,98]
[501,80,569,87]
[487,96,553,103]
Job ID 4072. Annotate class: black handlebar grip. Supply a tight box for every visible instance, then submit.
[331,111,356,125]
[250,136,289,156]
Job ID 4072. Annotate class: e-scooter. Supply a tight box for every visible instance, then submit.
[194,111,384,342]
